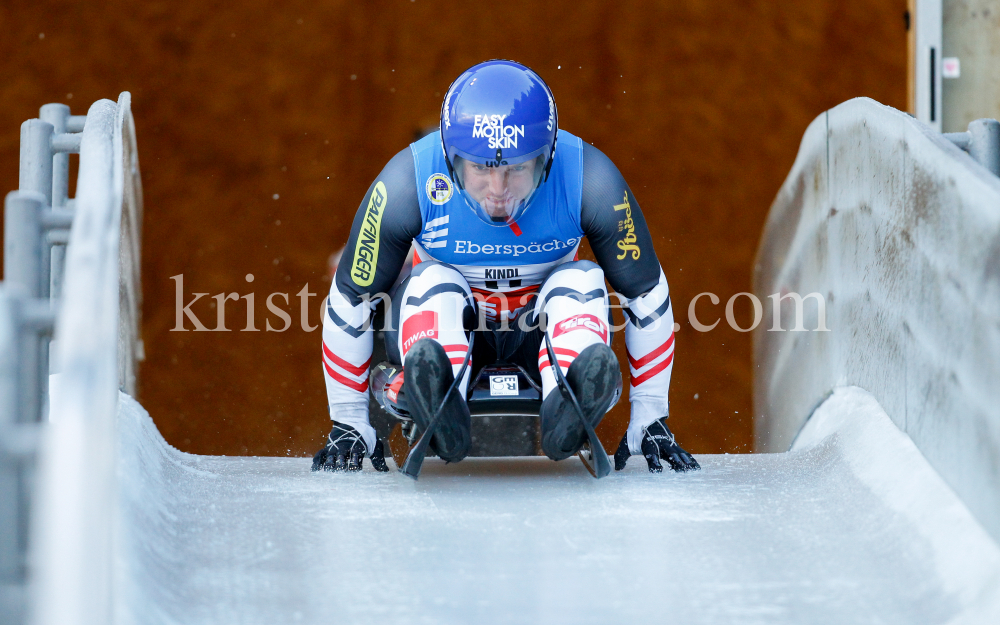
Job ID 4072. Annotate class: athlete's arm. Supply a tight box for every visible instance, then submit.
[335,148,423,305]
[579,142,660,299]
[580,144,686,462]
[320,148,422,456]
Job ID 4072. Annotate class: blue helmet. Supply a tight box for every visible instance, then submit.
[440,60,558,227]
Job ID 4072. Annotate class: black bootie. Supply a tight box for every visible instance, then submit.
[540,343,621,461]
[403,339,471,463]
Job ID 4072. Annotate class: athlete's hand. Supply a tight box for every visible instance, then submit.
[312,421,389,472]
[614,418,700,473]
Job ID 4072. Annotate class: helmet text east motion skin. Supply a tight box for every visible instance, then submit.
[440,60,558,227]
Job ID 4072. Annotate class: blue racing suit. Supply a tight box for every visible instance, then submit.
[322,129,676,456]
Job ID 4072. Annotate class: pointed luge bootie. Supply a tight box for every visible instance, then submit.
[540,343,621,461]
[403,338,471,463]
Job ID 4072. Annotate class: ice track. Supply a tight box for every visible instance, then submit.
[117,387,1000,625]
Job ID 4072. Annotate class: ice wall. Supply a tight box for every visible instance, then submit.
[754,97,1000,542]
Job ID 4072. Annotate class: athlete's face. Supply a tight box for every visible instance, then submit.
[461,159,538,222]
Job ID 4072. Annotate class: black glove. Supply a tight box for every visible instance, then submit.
[312,421,389,472]
[614,418,700,473]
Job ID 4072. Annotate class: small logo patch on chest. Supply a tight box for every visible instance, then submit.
[426,173,453,205]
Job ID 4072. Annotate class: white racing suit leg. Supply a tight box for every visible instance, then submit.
[397,261,475,396]
[532,261,613,398]
[322,285,377,452]
[623,267,675,454]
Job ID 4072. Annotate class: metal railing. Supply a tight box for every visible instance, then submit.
[0,93,143,625]
[943,118,1000,177]
[0,102,84,625]
[4,105,84,428]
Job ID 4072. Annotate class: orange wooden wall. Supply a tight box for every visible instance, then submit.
[0,1,907,455]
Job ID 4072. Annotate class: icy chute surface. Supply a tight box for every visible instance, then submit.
[116,389,998,624]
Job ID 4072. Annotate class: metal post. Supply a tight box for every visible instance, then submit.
[3,192,45,297]
[1,287,46,625]
[967,119,1000,178]
[944,118,1000,178]
[0,289,19,425]
[18,121,53,207]
[0,458,25,623]
[19,300,54,424]
[2,192,54,418]
[0,290,22,609]
[40,105,71,306]
[48,256,64,306]
[18,121,53,303]
[39,105,69,209]
[42,205,75,305]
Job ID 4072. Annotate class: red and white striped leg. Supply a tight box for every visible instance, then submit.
[624,268,676,454]
[534,261,612,400]
[397,261,474,396]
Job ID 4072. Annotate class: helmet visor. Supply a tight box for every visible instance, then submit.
[453,155,548,225]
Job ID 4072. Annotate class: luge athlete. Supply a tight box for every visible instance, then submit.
[312,60,699,475]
